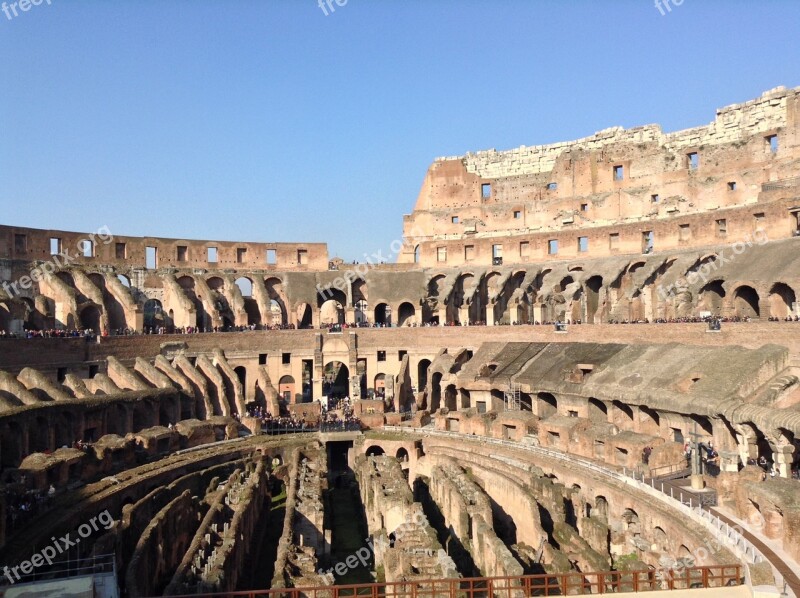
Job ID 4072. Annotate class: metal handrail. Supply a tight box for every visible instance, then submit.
[158,564,742,598]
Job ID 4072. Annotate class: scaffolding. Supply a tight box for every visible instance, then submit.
[504,383,521,411]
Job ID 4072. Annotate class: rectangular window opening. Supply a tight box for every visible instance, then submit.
[14,234,27,253]
[281,352,291,365]
[651,194,660,203]
[115,242,127,259]
[50,238,62,255]
[519,241,530,258]
[207,247,218,263]
[546,182,558,191]
[766,134,778,154]
[679,224,691,241]
[513,210,522,219]
[145,246,157,270]
[297,249,308,265]
[259,353,268,365]
[548,239,559,255]
[177,246,188,262]
[82,239,94,258]
[237,247,247,263]
[266,249,277,264]
[687,152,699,170]
[437,246,447,263]
[580,203,588,212]
[613,165,624,181]
[578,237,588,253]
[481,183,492,199]
[609,233,620,250]
[451,216,459,224]
[716,219,727,235]
[377,351,386,362]
[642,231,654,253]
[464,245,474,261]
[728,181,737,191]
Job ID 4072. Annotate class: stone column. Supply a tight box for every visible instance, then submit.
[485,304,494,326]
[509,303,519,325]
[437,306,447,325]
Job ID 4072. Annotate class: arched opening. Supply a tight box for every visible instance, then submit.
[133,403,150,431]
[374,373,386,399]
[588,398,608,423]
[323,361,350,399]
[234,366,247,401]
[612,400,634,428]
[143,298,165,330]
[768,283,796,318]
[117,274,131,288]
[106,404,128,436]
[733,285,760,318]
[177,276,206,329]
[278,375,296,404]
[537,392,558,419]
[594,496,609,522]
[397,302,416,327]
[355,299,369,324]
[32,416,50,452]
[585,275,603,323]
[366,445,385,457]
[699,280,726,315]
[296,303,312,329]
[396,447,410,462]
[1,422,23,467]
[374,303,391,326]
[264,277,288,326]
[320,299,344,325]
[417,359,431,393]
[639,406,660,436]
[430,372,443,411]
[413,245,420,263]
[444,384,457,411]
[236,277,260,326]
[79,305,101,331]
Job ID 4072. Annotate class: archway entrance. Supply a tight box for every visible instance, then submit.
[324,361,351,400]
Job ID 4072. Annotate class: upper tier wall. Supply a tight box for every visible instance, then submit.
[0,225,329,271]
[400,86,800,263]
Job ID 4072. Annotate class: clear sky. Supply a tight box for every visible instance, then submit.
[2,0,799,261]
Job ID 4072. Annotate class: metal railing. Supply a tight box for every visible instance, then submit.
[762,177,800,191]
[159,565,742,598]
[0,553,116,587]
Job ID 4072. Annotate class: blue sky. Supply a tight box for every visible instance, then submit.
[2,0,799,261]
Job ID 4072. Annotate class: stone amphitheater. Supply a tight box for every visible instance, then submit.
[0,86,799,598]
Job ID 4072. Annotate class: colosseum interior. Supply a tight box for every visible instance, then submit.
[0,86,799,598]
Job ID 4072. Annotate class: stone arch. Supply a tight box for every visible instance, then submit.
[588,398,608,423]
[585,275,604,323]
[374,303,391,326]
[264,277,289,325]
[374,373,386,397]
[768,282,796,318]
[133,402,150,431]
[732,285,760,318]
[397,302,416,327]
[430,372,443,411]
[698,280,726,315]
[366,445,385,457]
[79,304,101,331]
[234,366,247,402]
[537,392,558,418]
[296,303,312,329]
[1,422,24,467]
[444,384,457,411]
[417,359,431,393]
[279,375,296,403]
[612,400,634,428]
[107,404,128,436]
[320,299,344,325]
[236,277,261,326]
[32,416,50,452]
[396,447,410,462]
[323,361,350,399]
